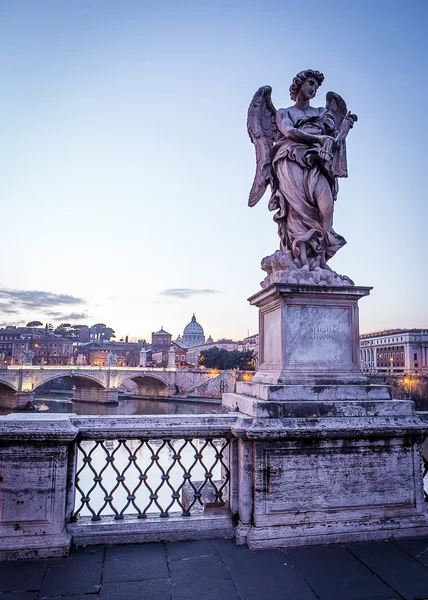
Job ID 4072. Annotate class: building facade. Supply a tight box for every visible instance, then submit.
[75,341,143,367]
[151,342,187,367]
[238,334,259,359]
[359,329,428,374]
[151,327,172,352]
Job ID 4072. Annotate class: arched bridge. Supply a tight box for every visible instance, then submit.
[0,365,222,408]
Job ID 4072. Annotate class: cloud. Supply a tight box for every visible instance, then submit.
[0,288,84,310]
[43,311,91,321]
[0,288,85,321]
[0,306,19,314]
[160,288,218,300]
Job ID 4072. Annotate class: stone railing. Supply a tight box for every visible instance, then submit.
[0,413,247,560]
[1,410,427,560]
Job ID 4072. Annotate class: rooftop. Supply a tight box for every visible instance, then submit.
[360,328,428,338]
[2,536,427,599]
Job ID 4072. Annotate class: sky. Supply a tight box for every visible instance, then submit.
[0,0,427,341]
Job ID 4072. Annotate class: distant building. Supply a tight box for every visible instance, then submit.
[72,325,90,342]
[151,327,172,352]
[0,328,26,364]
[75,341,143,367]
[151,341,187,367]
[181,314,205,348]
[12,332,73,366]
[239,334,259,359]
[359,328,428,374]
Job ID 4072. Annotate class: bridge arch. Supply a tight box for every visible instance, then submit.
[116,373,169,389]
[32,372,106,392]
[117,374,170,397]
[0,378,17,392]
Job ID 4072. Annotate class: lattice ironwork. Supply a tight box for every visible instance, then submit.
[423,434,428,502]
[72,438,230,521]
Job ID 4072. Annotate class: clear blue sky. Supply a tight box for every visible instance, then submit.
[0,0,427,340]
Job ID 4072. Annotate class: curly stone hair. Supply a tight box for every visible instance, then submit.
[289,69,324,101]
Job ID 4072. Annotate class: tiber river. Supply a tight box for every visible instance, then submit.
[1,393,227,518]
[0,391,223,416]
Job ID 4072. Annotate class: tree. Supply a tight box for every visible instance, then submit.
[90,324,116,341]
[198,347,255,370]
[26,321,43,327]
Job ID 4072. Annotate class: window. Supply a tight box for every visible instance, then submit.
[414,353,417,360]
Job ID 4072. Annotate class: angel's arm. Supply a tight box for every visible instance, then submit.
[276,109,327,145]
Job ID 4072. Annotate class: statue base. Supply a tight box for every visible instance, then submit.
[222,283,428,548]
[251,283,372,386]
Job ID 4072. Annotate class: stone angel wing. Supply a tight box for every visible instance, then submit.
[325,91,357,179]
[247,86,280,207]
[325,91,348,133]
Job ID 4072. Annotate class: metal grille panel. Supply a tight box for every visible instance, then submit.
[72,438,230,521]
[423,434,428,502]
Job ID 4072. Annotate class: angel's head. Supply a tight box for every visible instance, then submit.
[289,70,324,101]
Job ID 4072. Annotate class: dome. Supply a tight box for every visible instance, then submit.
[183,314,204,336]
[182,314,205,347]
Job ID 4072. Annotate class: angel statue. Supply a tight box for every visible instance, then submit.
[247,69,357,287]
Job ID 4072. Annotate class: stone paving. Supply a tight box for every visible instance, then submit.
[0,537,427,600]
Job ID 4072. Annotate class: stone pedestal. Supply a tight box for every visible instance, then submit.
[223,283,428,548]
[252,283,371,386]
[0,414,78,560]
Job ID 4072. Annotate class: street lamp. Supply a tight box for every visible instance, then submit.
[389,357,394,374]
[404,376,413,399]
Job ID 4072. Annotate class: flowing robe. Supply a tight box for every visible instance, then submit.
[270,109,346,262]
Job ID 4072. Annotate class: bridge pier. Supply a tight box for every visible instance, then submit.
[72,387,118,404]
[0,391,33,411]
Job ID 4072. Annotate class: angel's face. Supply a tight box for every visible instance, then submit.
[298,77,319,101]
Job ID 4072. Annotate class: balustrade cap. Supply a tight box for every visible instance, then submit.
[0,413,78,442]
[71,414,241,440]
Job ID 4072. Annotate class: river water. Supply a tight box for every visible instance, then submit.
[0,392,223,416]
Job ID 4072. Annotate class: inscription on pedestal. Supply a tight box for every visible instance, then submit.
[286,306,352,365]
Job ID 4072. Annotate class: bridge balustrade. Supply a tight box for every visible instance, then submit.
[0,412,426,560]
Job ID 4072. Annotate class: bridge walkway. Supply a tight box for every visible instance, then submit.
[1,536,427,599]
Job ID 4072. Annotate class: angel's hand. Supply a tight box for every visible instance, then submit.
[319,135,336,145]
[319,136,335,162]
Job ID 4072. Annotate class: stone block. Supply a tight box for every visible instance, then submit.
[0,414,78,560]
